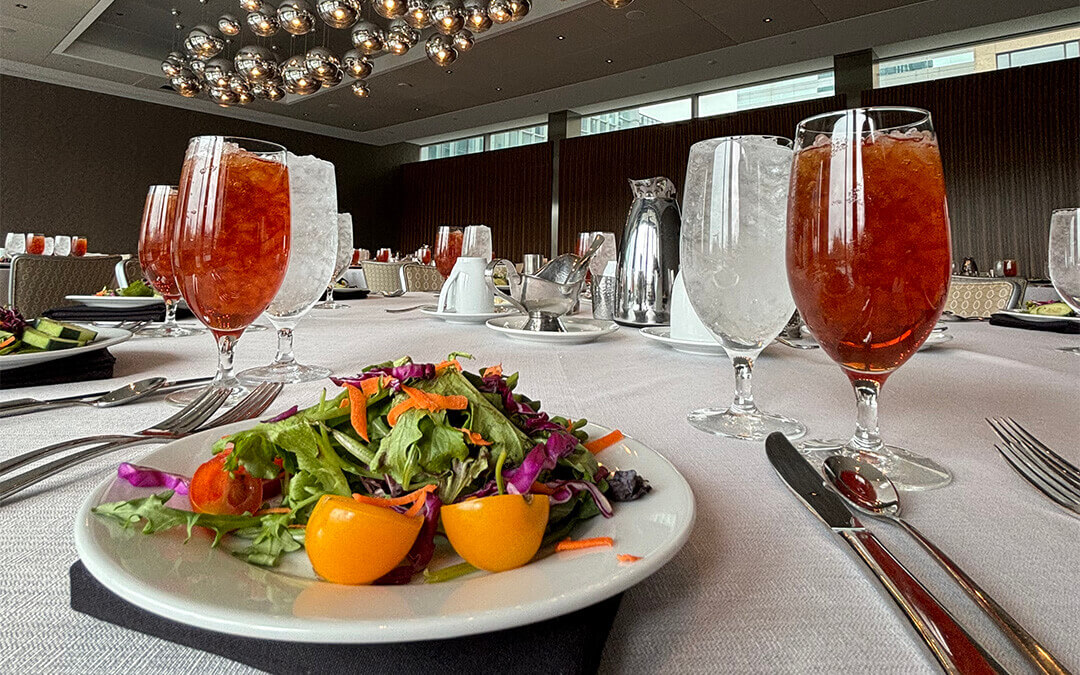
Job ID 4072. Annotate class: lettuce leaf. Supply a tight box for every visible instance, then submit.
[92,491,262,546]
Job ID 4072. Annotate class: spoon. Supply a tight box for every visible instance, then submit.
[823,455,1071,675]
[0,377,168,419]
[385,304,426,313]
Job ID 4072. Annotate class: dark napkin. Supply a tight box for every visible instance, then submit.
[70,560,622,675]
[42,304,186,323]
[989,312,1080,334]
[322,287,370,300]
[0,349,115,389]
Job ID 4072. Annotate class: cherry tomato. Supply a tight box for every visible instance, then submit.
[305,495,424,585]
[441,494,550,572]
[188,453,263,516]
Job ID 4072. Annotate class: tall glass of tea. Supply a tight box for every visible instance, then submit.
[434,225,463,278]
[787,107,952,490]
[138,185,203,338]
[171,136,291,404]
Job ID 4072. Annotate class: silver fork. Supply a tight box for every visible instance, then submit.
[987,417,1080,517]
[0,383,283,503]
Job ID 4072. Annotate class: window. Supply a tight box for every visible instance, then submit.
[579,97,691,136]
[419,136,483,161]
[489,124,548,150]
[875,25,1080,88]
[698,71,834,118]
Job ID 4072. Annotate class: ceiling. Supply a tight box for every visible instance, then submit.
[1,0,1077,145]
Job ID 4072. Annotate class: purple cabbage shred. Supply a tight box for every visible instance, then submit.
[376,493,442,585]
[117,462,190,495]
[261,405,298,423]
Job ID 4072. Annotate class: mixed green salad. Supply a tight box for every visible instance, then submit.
[94,354,649,584]
[1,307,99,355]
[94,279,155,297]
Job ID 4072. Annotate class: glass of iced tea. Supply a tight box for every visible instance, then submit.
[787,107,953,490]
[171,136,291,404]
[26,234,45,255]
[434,225,463,278]
[138,185,203,338]
[72,236,88,257]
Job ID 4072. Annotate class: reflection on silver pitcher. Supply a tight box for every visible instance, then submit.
[615,177,681,326]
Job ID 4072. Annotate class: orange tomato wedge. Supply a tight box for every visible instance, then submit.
[441,494,550,572]
[305,494,423,585]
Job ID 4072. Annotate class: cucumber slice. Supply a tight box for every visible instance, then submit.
[19,327,83,351]
[34,318,98,342]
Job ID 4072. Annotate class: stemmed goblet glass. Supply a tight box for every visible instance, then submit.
[681,135,806,441]
[239,154,339,383]
[1048,208,1080,354]
[434,225,463,278]
[169,136,291,405]
[137,185,203,338]
[313,213,353,310]
[787,108,952,490]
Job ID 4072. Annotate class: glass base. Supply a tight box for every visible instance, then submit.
[165,383,247,408]
[135,323,204,338]
[245,323,270,332]
[687,407,807,442]
[800,438,952,491]
[238,361,331,385]
[312,301,350,310]
[1056,346,1080,354]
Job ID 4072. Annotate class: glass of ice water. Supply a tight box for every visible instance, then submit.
[239,154,340,383]
[680,135,807,441]
[1049,207,1080,354]
[313,213,355,310]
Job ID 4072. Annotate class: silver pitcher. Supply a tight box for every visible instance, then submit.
[615,177,681,326]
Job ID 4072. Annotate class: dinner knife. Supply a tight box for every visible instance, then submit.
[764,433,1007,675]
[0,376,212,416]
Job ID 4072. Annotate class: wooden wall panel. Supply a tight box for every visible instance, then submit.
[397,143,552,260]
[556,96,846,254]
[863,59,1080,278]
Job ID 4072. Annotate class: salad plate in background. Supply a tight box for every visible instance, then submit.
[66,295,163,309]
[638,326,725,356]
[486,317,618,344]
[0,325,131,370]
[419,305,520,324]
[75,356,695,643]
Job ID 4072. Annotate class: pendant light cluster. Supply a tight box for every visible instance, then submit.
[164,0,634,106]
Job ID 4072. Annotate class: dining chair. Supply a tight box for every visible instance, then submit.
[399,262,445,292]
[360,260,407,295]
[114,257,144,288]
[944,276,1027,319]
[8,254,124,318]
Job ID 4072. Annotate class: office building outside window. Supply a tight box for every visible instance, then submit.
[419,136,484,161]
[580,98,691,136]
[489,125,548,150]
[698,71,834,118]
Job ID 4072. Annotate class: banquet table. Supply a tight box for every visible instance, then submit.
[1,294,1078,674]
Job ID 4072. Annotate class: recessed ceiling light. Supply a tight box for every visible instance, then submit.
[556,35,565,40]
[414,107,420,111]
[397,82,412,88]
[762,17,772,23]
[496,86,502,91]
[605,58,612,63]
[445,69,453,74]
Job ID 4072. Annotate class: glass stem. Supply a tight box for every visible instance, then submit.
[163,298,178,328]
[326,286,335,304]
[729,356,758,415]
[215,333,238,387]
[274,327,296,366]
[849,379,885,453]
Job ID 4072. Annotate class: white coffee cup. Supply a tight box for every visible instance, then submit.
[437,256,494,314]
[669,271,716,342]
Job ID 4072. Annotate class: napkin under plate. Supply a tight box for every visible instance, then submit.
[69,560,621,675]
[0,349,115,389]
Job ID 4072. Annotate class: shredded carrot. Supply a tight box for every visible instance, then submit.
[481,364,502,378]
[358,375,386,398]
[256,507,291,515]
[555,537,615,552]
[344,384,370,442]
[339,399,349,408]
[387,398,418,426]
[584,429,624,454]
[529,481,557,495]
[351,483,436,508]
[400,384,437,408]
[0,336,15,349]
[435,359,462,374]
[287,524,306,529]
[457,428,492,446]
[402,498,428,518]
[616,554,642,563]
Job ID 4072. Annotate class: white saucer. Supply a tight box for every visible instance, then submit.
[639,326,725,356]
[419,305,520,324]
[66,295,163,309]
[486,316,618,344]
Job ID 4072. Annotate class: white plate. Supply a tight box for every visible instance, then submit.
[997,309,1080,324]
[74,421,695,643]
[66,295,164,309]
[0,326,132,371]
[798,327,954,351]
[639,326,726,356]
[419,305,520,324]
[486,316,619,344]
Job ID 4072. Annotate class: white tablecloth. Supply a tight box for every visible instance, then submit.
[1,296,1078,674]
